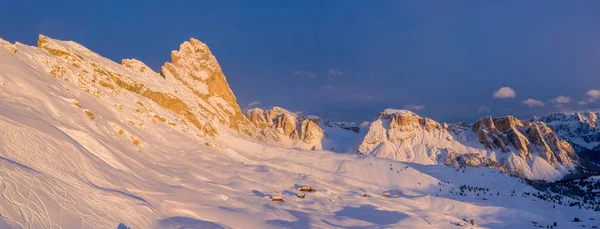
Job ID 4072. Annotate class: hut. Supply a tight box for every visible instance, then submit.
[298,186,314,192]
[297,193,306,199]
[383,193,391,198]
[271,196,284,202]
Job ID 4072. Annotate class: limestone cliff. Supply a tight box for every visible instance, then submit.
[357,109,579,181]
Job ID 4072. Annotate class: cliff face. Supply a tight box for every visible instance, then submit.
[247,107,324,150]
[357,109,579,181]
[472,116,577,165]
[160,38,254,133]
[538,112,600,150]
[32,35,262,147]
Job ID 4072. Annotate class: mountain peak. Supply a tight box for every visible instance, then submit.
[161,38,251,132]
[379,109,419,118]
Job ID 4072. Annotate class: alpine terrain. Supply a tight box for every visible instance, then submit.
[0,35,598,228]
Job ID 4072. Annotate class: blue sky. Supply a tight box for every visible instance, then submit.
[1,1,599,123]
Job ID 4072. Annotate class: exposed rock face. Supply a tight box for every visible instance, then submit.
[34,35,260,142]
[538,112,600,150]
[122,59,151,75]
[358,109,447,154]
[538,112,600,163]
[247,107,324,150]
[160,38,254,133]
[472,116,577,165]
[0,38,17,53]
[358,109,579,181]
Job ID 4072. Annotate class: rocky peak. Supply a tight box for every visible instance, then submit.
[378,109,418,119]
[246,107,324,150]
[377,109,442,132]
[161,38,250,131]
[538,112,600,159]
[358,110,579,180]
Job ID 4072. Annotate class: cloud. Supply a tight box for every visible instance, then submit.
[578,101,588,105]
[247,100,261,107]
[587,89,600,102]
[492,87,516,99]
[327,77,334,82]
[294,71,317,79]
[403,104,426,111]
[327,68,343,76]
[478,105,490,112]
[522,98,545,107]
[359,121,371,128]
[551,96,571,104]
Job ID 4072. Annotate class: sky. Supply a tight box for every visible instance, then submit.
[1,1,599,123]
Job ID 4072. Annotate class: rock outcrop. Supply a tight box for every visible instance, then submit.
[538,112,600,163]
[538,112,600,150]
[34,35,258,142]
[160,38,255,134]
[247,107,324,150]
[358,109,579,181]
[472,116,577,165]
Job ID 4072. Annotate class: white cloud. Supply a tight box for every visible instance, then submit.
[578,101,588,105]
[246,100,261,108]
[403,104,426,111]
[478,105,490,112]
[493,87,516,99]
[327,77,334,82]
[551,96,571,104]
[522,98,545,107]
[587,89,600,102]
[294,71,317,79]
[327,68,343,76]
[359,121,371,128]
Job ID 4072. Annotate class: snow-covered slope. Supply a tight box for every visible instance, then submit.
[0,36,598,228]
[358,109,579,181]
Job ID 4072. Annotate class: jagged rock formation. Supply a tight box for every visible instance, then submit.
[160,38,255,134]
[358,109,579,181]
[473,116,577,165]
[31,35,262,147]
[538,112,600,162]
[538,112,600,150]
[247,107,324,150]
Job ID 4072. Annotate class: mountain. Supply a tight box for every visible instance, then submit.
[0,35,598,228]
[537,112,600,163]
[247,107,324,150]
[247,107,363,152]
[357,109,579,181]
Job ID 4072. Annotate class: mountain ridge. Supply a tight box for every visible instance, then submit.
[1,34,599,228]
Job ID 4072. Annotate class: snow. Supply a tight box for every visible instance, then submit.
[0,36,598,228]
[357,109,578,181]
[380,108,418,117]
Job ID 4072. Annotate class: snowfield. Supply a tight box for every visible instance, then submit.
[0,36,598,228]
